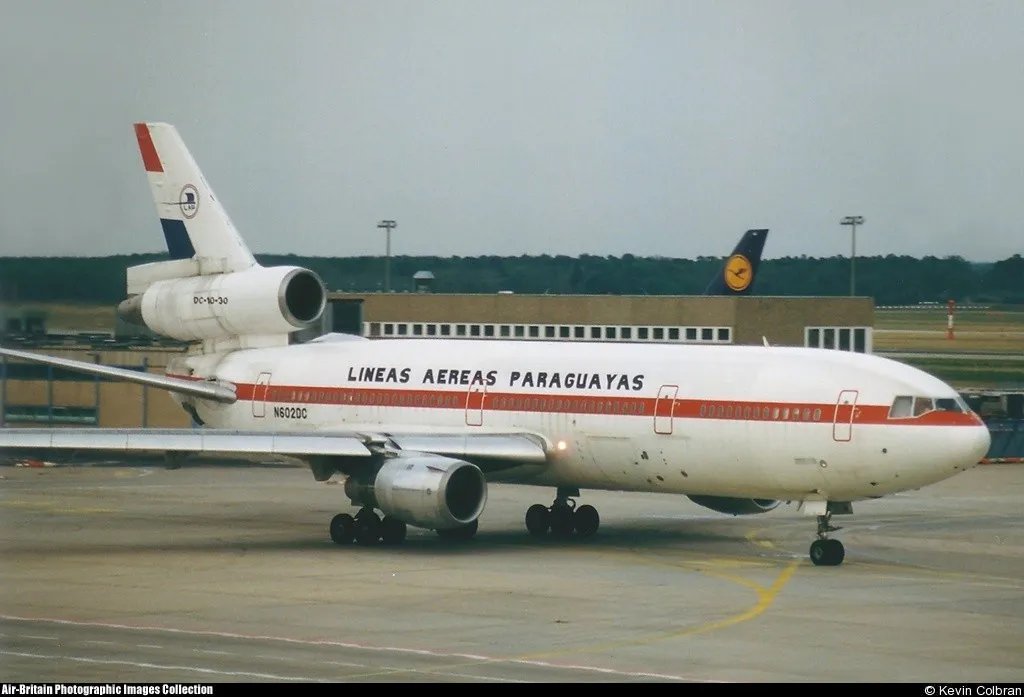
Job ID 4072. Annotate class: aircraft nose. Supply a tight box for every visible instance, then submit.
[963,424,992,466]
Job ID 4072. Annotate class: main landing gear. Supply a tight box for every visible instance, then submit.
[329,508,408,546]
[809,511,845,566]
[525,487,600,539]
[328,509,479,545]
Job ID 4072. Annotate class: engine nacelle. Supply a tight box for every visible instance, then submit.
[345,456,488,530]
[688,495,780,516]
[118,265,325,341]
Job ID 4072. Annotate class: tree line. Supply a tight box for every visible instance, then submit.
[0,253,1021,305]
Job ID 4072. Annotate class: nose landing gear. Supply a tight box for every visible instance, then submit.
[809,512,845,566]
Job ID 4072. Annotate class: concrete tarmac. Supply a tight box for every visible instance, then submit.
[2,461,1022,682]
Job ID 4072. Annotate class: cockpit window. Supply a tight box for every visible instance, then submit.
[935,397,964,413]
[912,397,935,417]
[889,396,913,418]
[891,395,967,419]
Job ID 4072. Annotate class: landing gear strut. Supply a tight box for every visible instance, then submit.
[525,487,600,539]
[809,512,845,566]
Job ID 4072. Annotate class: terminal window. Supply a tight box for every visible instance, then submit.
[805,326,872,353]
[366,322,734,344]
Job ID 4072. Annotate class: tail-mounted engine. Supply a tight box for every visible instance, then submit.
[118,265,325,341]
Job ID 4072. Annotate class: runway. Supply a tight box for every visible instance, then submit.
[2,462,1022,682]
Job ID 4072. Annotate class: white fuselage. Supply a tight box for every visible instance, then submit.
[174,337,990,503]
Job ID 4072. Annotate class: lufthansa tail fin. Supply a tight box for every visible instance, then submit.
[133,123,256,273]
[703,229,768,296]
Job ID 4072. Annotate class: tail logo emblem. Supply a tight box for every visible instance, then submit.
[724,254,753,292]
[179,184,200,219]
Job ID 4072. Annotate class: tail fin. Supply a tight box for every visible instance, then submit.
[133,123,255,272]
[703,229,768,296]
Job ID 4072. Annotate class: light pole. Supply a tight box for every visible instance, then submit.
[840,216,864,296]
[377,220,397,292]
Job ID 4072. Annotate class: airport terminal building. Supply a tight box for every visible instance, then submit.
[325,292,874,352]
[1,294,873,429]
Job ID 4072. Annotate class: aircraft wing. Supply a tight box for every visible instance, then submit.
[0,347,550,472]
[386,432,548,465]
[0,346,236,403]
[0,428,550,472]
[0,428,371,457]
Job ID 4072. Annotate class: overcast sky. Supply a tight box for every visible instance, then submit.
[1,1,1022,261]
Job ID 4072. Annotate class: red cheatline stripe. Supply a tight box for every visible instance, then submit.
[134,123,163,173]
[171,375,983,427]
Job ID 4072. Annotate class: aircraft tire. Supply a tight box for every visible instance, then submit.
[525,504,550,537]
[329,513,355,545]
[810,538,845,566]
[549,506,574,538]
[574,505,600,538]
[354,512,381,546]
[380,516,407,545]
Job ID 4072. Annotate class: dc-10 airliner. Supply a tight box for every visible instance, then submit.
[0,123,989,566]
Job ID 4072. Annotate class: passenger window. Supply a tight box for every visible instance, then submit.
[889,396,913,418]
[913,397,934,417]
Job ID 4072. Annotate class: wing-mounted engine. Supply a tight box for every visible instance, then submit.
[118,264,325,341]
[344,455,488,530]
[688,495,780,516]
